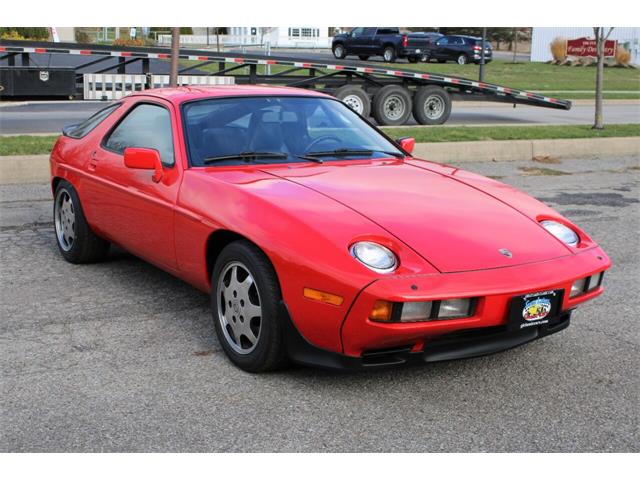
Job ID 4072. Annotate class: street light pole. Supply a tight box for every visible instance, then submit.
[479,27,487,82]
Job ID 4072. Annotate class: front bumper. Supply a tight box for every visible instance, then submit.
[283,246,609,369]
[283,305,572,370]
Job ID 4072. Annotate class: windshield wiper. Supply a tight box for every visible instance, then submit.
[203,151,288,164]
[305,148,405,159]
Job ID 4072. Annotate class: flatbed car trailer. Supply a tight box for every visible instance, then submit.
[0,40,572,126]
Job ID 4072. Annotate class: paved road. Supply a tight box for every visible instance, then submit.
[1,100,638,135]
[1,156,638,452]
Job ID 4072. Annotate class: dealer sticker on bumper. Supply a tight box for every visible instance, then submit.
[507,289,563,331]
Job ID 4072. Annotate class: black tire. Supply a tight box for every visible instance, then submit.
[211,240,287,373]
[407,56,419,63]
[372,85,412,126]
[457,53,469,65]
[53,180,110,264]
[412,86,452,125]
[382,46,397,63]
[333,85,371,118]
[332,43,346,59]
[358,55,369,61]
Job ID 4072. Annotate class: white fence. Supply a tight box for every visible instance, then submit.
[83,74,147,100]
[82,74,234,100]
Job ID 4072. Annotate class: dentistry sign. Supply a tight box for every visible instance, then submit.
[567,37,617,57]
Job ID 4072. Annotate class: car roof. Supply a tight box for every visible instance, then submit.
[128,84,331,106]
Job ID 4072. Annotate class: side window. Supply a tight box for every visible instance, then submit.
[362,28,376,36]
[437,37,448,46]
[66,103,120,138]
[351,27,364,37]
[104,103,175,166]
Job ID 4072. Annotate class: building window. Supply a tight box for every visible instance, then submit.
[288,28,319,38]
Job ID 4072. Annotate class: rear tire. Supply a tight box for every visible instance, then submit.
[334,85,371,117]
[211,240,288,373]
[358,55,369,61]
[53,180,110,264]
[333,44,346,59]
[412,86,452,125]
[382,46,397,63]
[372,85,412,126]
[457,54,469,65]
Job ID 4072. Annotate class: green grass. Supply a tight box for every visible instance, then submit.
[181,58,640,99]
[382,124,640,143]
[2,124,638,157]
[0,135,58,156]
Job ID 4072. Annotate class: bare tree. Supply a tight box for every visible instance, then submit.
[169,27,180,87]
[593,27,614,130]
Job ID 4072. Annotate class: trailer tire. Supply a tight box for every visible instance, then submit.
[372,85,412,126]
[412,86,452,125]
[334,85,371,117]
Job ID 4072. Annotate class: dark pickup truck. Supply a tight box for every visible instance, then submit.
[332,27,431,63]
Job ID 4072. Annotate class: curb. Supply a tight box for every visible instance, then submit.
[413,137,640,163]
[1,137,639,184]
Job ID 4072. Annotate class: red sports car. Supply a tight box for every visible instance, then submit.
[50,86,610,372]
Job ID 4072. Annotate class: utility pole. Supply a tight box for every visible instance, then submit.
[593,27,614,130]
[479,27,487,82]
[170,27,180,87]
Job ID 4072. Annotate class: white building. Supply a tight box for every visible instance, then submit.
[227,27,331,48]
[531,27,639,65]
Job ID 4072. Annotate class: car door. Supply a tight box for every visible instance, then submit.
[346,27,366,54]
[359,27,377,55]
[432,36,448,59]
[84,99,182,271]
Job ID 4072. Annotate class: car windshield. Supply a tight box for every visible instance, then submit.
[182,96,404,166]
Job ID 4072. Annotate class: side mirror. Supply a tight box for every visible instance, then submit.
[124,147,163,183]
[397,137,415,155]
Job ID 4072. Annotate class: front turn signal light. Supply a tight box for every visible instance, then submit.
[369,300,393,322]
[303,287,344,306]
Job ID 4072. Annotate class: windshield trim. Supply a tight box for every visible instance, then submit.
[179,94,410,169]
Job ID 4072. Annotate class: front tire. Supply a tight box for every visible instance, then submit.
[211,240,287,372]
[334,85,371,117]
[53,180,110,264]
[333,44,346,59]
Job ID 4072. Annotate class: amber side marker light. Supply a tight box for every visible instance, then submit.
[303,288,344,306]
[369,300,393,322]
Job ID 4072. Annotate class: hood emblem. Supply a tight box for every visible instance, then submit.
[499,248,513,258]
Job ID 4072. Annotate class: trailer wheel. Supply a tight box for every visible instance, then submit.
[334,85,371,117]
[372,85,412,126]
[412,86,452,125]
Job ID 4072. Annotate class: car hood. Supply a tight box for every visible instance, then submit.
[263,160,572,273]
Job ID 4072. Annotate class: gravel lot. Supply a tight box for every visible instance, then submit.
[1,155,638,452]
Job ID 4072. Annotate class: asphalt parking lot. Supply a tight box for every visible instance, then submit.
[0,155,638,452]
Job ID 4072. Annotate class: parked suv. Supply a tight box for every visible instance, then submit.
[427,35,493,65]
[332,27,431,63]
